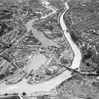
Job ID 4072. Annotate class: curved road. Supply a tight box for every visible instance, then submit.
[0,2,81,96]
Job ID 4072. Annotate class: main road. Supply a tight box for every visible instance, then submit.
[0,2,81,96]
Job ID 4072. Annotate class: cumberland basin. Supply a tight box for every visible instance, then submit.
[0,2,81,96]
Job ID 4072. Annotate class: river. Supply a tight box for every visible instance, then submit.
[0,2,81,96]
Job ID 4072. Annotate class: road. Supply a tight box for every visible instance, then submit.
[0,2,81,97]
